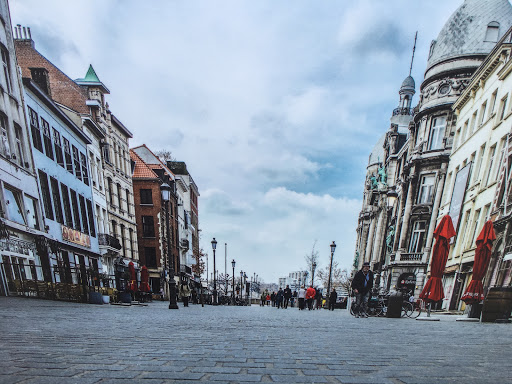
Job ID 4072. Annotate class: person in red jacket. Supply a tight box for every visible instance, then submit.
[306,285,316,311]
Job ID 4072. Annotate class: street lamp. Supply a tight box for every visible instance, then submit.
[244,272,248,303]
[211,238,218,305]
[231,259,236,305]
[161,182,178,310]
[240,270,243,299]
[326,241,337,310]
[311,262,317,286]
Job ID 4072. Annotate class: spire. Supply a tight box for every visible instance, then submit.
[75,64,110,94]
[409,32,417,77]
[83,65,100,83]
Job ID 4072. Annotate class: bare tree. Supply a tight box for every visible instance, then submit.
[317,262,351,292]
[155,149,176,163]
[304,240,319,286]
[192,248,206,276]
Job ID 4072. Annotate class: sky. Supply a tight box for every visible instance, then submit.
[9,0,463,284]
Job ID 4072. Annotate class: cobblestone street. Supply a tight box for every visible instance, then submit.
[0,297,511,384]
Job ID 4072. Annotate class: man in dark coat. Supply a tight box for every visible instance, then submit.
[276,288,284,308]
[351,262,374,317]
[329,288,337,311]
[283,285,292,309]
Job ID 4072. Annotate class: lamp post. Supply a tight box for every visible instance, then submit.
[244,272,248,304]
[326,241,337,310]
[161,182,178,310]
[211,238,218,305]
[311,262,317,286]
[231,259,236,305]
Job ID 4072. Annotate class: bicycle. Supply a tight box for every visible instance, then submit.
[399,288,422,319]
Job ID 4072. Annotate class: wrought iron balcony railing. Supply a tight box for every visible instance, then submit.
[98,233,122,250]
[392,107,414,116]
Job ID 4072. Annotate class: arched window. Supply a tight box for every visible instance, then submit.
[485,22,500,43]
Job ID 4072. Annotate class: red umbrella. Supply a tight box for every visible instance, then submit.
[128,261,138,292]
[461,220,496,304]
[139,266,151,293]
[420,215,456,302]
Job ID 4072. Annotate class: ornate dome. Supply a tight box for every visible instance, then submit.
[400,75,415,94]
[426,0,512,71]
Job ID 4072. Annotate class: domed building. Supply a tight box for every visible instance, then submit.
[382,0,512,297]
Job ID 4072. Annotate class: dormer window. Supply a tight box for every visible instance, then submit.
[485,22,500,43]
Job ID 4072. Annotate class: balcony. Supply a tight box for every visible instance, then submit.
[392,107,414,116]
[98,233,122,250]
[388,252,425,266]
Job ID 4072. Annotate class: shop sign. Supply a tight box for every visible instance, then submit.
[398,273,416,287]
[61,225,91,248]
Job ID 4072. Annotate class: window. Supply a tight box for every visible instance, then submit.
[79,195,89,235]
[485,145,497,186]
[129,228,134,258]
[24,196,39,229]
[461,120,469,143]
[117,183,122,212]
[485,22,500,42]
[102,143,111,164]
[14,124,25,167]
[60,183,73,228]
[28,107,43,152]
[50,177,63,224]
[453,127,461,150]
[499,94,509,121]
[140,189,153,205]
[120,224,125,257]
[474,144,486,183]
[41,118,53,160]
[469,152,476,183]
[490,89,498,115]
[69,189,81,231]
[107,177,113,205]
[125,189,131,214]
[4,186,25,224]
[63,137,73,173]
[418,174,435,204]
[80,152,89,185]
[145,247,157,268]
[0,114,10,157]
[53,128,64,167]
[479,102,487,126]
[142,216,155,237]
[469,111,477,136]
[467,209,481,250]
[428,116,446,150]
[38,170,54,220]
[111,220,117,237]
[1,47,12,93]
[72,145,81,180]
[86,199,95,237]
[409,221,426,253]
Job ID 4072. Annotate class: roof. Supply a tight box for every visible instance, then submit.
[400,75,415,91]
[131,144,175,180]
[426,0,512,72]
[130,150,158,179]
[75,64,110,94]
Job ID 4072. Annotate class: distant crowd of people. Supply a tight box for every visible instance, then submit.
[260,285,339,310]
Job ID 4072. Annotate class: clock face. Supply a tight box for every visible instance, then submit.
[438,84,450,95]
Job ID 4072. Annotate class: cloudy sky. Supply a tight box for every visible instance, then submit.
[10,0,463,284]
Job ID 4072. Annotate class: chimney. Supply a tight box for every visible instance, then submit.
[14,24,35,48]
[29,68,51,97]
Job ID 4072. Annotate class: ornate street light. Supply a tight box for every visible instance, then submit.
[161,182,178,310]
[211,238,218,305]
[311,262,317,286]
[326,241,337,310]
[387,188,398,208]
[231,259,236,305]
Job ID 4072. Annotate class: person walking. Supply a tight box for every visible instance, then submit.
[260,291,266,306]
[179,282,191,307]
[351,262,374,317]
[315,288,322,310]
[291,290,297,307]
[329,288,337,311]
[306,285,316,310]
[276,288,284,308]
[271,291,276,307]
[283,285,292,309]
[298,287,306,310]
[266,293,271,306]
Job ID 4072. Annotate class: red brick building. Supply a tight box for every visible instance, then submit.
[130,146,179,297]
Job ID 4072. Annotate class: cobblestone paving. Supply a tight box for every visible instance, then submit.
[0,297,511,384]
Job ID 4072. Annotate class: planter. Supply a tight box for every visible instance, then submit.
[89,291,103,305]
[102,295,110,304]
[119,291,132,304]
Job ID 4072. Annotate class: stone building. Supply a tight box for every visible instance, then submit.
[440,27,512,309]
[131,145,180,297]
[0,4,46,296]
[353,0,512,298]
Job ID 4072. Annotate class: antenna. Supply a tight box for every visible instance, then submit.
[409,31,418,76]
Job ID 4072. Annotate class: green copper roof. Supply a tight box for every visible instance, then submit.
[82,65,100,83]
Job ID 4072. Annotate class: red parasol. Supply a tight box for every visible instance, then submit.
[128,261,138,292]
[420,215,456,302]
[461,220,496,303]
[139,266,151,293]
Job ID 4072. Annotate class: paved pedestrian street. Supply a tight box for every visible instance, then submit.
[0,297,511,384]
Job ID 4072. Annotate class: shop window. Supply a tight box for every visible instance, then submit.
[50,177,63,224]
[3,186,26,224]
[38,170,54,220]
[63,137,73,173]
[142,216,155,237]
[53,128,64,167]
[409,221,426,253]
[28,107,43,153]
[140,189,153,205]
[41,118,53,160]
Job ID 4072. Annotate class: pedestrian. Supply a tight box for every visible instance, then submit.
[276,288,284,308]
[191,289,197,304]
[266,293,271,306]
[314,288,322,310]
[306,285,316,310]
[271,291,276,307]
[159,287,164,301]
[179,282,191,307]
[298,286,306,310]
[283,285,292,309]
[260,291,266,306]
[291,290,297,307]
[351,262,374,318]
[329,288,337,311]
